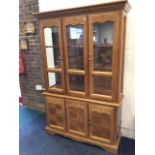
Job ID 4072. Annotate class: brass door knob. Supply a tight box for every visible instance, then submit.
[56,114,65,121]
[61,114,65,118]
[88,120,93,127]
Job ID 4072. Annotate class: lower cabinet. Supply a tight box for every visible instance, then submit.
[45,97,118,153]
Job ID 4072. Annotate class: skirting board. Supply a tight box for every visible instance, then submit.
[24,103,45,112]
[121,127,135,139]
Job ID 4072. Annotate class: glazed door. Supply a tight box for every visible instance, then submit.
[88,12,120,101]
[66,100,88,137]
[40,18,65,93]
[88,104,114,143]
[46,97,66,131]
[63,15,88,97]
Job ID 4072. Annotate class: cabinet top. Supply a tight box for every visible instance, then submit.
[34,0,130,19]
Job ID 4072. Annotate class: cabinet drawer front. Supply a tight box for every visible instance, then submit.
[66,99,88,137]
[89,104,114,143]
[46,97,66,131]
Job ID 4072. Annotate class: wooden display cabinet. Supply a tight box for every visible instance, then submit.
[34,1,130,154]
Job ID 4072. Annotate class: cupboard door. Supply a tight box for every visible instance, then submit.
[66,99,88,137]
[89,104,114,143]
[63,15,88,97]
[40,19,65,93]
[88,12,120,101]
[46,97,66,131]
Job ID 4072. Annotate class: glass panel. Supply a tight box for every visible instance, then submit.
[67,25,84,70]
[44,27,60,68]
[44,27,59,46]
[69,75,84,92]
[48,72,62,89]
[93,76,112,96]
[93,22,114,71]
[46,47,60,68]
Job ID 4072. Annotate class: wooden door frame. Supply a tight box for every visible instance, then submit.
[88,103,115,143]
[40,18,65,94]
[66,99,88,137]
[62,15,88,98]
[88,12,120,101]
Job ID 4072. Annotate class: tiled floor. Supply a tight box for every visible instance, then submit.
[19,106,135,155]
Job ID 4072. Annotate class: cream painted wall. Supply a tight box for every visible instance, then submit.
[38,0,135,139]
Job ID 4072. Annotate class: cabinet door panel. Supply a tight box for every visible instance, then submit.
[89,12,120,100]
[48,72,62,89]
[66,25,84,70]
[40,19,65,93]
[89,104,114,143]
[69,74,85,92]
[46,97,66,131]
[63,15,88,97]
[93,75,112,96]
[66,100,88,137]
[44,27,60,68]
[93,21,114,72]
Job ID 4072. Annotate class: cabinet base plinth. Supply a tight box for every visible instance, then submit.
[45,126,121,154]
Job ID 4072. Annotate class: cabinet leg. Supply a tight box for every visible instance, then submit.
[45,126,121,154]
[45,126,56,135]
[100,134,121,154]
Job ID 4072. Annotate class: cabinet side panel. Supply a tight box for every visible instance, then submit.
[121,13,127,94]
[113,106,121,143]
[118,11,127,99]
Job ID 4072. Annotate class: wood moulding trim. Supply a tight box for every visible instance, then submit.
[33,1,130,19]
[45,126,121,154]
[68,90,85,96]
[48,88,63,93]
[89,134,111,144]
[91,93,112,100]
[47,68,62,72]
[68,69,85,75]
[42,92,121,107]
[92,71,113,76]
[48,125,65,131]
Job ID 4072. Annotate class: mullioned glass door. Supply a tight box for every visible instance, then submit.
[88,12,120,100]
[41,19,65,93]
[63,15,88,97]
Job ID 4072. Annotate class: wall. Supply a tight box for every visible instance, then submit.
[19,0,45,111]
[38,0,135,139]
[121,3,135,139]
